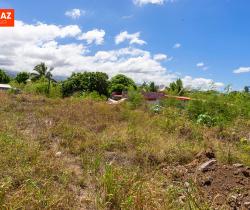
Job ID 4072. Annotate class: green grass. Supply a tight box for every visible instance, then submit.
[0,92,250,209]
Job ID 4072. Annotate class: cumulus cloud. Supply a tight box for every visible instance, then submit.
[78,29,105,45]
[183,76,224,90]
[65,9,85,19]
[115,31,146,45]
[233,67,250,74]
[173,43,181,49]
[0,20,223,90]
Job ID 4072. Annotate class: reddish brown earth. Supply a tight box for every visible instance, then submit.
[163,151,250,209]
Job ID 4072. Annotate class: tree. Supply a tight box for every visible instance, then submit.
[0,69,11,84]
[109,74,136,93]
[168,78,184,96]
[31,63,53,82]
[62,72,109,97]
[149,82,158,92]
[15,72,30,84]
[31,63,54,94]
[244,86,249,93]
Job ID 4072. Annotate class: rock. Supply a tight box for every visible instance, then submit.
[184,182,190,188]
[201,176,213,186]
[205,150,215,159]
[234,169,240,175]
[198,159,217,172]
[233,163,244,168]
[244,202,250,209]
[241,169,250,177]
[55,151,62,157]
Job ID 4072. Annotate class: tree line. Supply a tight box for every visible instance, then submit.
[1,63,173,97]
[1,63,249,98]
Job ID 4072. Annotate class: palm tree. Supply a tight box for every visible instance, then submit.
[31,62,54,94]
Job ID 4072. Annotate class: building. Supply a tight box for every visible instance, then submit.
[0,84,12,91]
[143,92,191,104]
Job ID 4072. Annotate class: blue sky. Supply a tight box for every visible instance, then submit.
[0,0,250,90]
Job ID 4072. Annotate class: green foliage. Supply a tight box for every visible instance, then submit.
[127,87,144,109]
[168,78,184,96]
[31,62,53,82]
[244,86,250,93]
[80,91,107,101]
[15,72,30,84]
[62,72,109,97]
[24,77,61,98]
[109,74,136,93]
[0,69,11,84]
[197,114,216,127]
[150,104,162,113]
[149,82,158,92]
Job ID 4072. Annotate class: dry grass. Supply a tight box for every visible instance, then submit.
[0,92,249,209]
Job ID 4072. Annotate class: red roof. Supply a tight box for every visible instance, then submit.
[143,92,166,100]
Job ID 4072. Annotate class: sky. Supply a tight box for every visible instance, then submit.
[0,0,250,90]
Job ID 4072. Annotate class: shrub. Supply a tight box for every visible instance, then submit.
[197,113,215,127]
[15,72,30,84]
[80,91,107,101]
[0,69,11,84]
[127,88,144,109]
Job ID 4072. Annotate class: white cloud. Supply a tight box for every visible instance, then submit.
[0,20,223,91]
[115,31,146,45]
[122,15,134,19]
[65,9,85,19]
[183,76,224,91]
[78,29,105,45]
[196,62,208,71]
[173,43,181,49]
[233,67,250,74]
[153,54,172,61]
[133,0,166,6]
[196,62,204,68]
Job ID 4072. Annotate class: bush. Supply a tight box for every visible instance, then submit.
[127,88,144,109]
[24,77,62,98]
[15,72,30,84]
[80,91,107,101]
[0,69,11,84]
[197,114,215,127]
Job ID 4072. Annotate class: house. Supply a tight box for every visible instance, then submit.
[111,91,128,100]
[143,92,166,101]
[0,84,12,91]
[142,91,191,104]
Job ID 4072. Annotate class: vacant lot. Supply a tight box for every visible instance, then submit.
[0,92,249,209]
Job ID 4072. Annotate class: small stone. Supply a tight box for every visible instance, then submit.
[184,182,190,188]
[201,176,213,186]
[198,159,217,172]
[234,169,241,175]
[55,151,62,157]
[233,163,244,168]
[205,150,215,159]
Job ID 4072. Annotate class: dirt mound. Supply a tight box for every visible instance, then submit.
[163,150,250,209]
